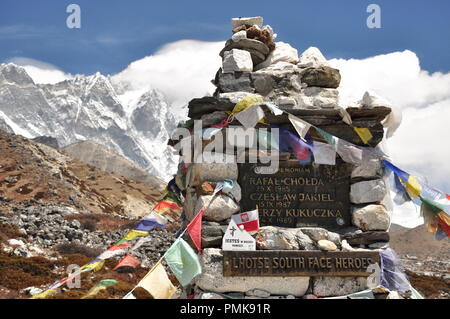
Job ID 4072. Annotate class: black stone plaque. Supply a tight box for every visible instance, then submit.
[238,160,352,229]
[223,250,381,277]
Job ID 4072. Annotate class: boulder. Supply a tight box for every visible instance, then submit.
[300,66,341,88]
[195,249,310,296]
[361,91,392,109]
[298,47,329,68]
[218,72,254,93]
[352,205,390,231]
[255,42,299,70]
[257,226,300,250]
[220,39,270,58]
[219,92,263,104]
[313,277,367,297]
[341,240,355,252]
[222,49,253,73]
[297,87,339,109]
[200,111,228,128]
[350,180,386,204]
[196,292,226,299]
[246,289,271,298]
[251,73,277,96]
[193,195,240,222]
[317,240,337,251]
[351,159,383,179]
[188,161,238,186]
[188,96,236,118]
[342,231,390,245]
[299,227,329,242]
[231,17,264,29]
[231,30,247,42]
[295,230,317,250]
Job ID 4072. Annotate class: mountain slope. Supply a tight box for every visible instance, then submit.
[61,140,166,192]
[0,130,164,218]
[0,63,178,181]
[390,224,450,259]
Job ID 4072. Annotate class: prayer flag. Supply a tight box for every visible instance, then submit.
[187,208,205,253]
[164,238,202,287]
[113,254,141,271]
[123,230,149,242]
[232,95,264,114]
[405,176,422,199]
[288,114,311,141]
[264,102,284,116]
[316,127,336,146]
[123,292,136,299]
[97,242,130,260]
[134,211,168,232]
[235,105,265,129]
[82,279,118,299]
[137,261,176,299]
[81,258,105,272]
[31,288,58,299]
[278,127,312,161]
[353,127,373,144]
[336,139,363,164]
[312,141,336,165]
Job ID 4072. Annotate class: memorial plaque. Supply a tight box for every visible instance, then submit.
[223,251,380,277]
[238,160,352,229]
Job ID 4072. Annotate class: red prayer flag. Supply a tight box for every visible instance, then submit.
[187,208,205,254]
[113,254,141,271]
[438,217,450,237]
[446,194,450,201]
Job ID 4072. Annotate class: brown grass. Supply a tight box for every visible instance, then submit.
[0,222,23,243]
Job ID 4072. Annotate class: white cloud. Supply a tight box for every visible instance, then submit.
[330,50,450,227]
[112,40,224,115]
[5,57,74,84]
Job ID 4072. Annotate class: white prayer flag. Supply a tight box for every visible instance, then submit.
[288,114,311,140]
[336,139,363,164]
[234,105,265,129]
[312,142,337,165]
[264,102,284,116]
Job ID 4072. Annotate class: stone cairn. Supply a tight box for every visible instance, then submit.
[173,16,395,299]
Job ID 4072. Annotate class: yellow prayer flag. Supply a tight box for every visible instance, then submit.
[232,96,264,114]
[123,229,149,241]
[137,261,176,299]
[405,176,422,199]
[353,127,373,145]
[31,288,58,299]
[81,260,105,272]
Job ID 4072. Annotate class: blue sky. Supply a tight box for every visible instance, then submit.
[0,0,449,75]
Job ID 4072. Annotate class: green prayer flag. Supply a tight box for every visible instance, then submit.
[164,238,202,287]
[316,128,336,145]
[420,196,445,216]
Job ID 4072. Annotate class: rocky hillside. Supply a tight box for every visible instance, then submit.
[0,129,180,299]
[390,224,450,259]
[0,63,178,181]
[389,224,450,299]
[0,129,163,217]
[61,140,166,192]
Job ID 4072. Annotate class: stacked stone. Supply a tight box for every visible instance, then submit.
[175,17,394,298]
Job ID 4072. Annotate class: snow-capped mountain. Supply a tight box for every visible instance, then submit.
[0,63,178,181]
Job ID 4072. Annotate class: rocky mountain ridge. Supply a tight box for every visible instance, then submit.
[0,63,178,181]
